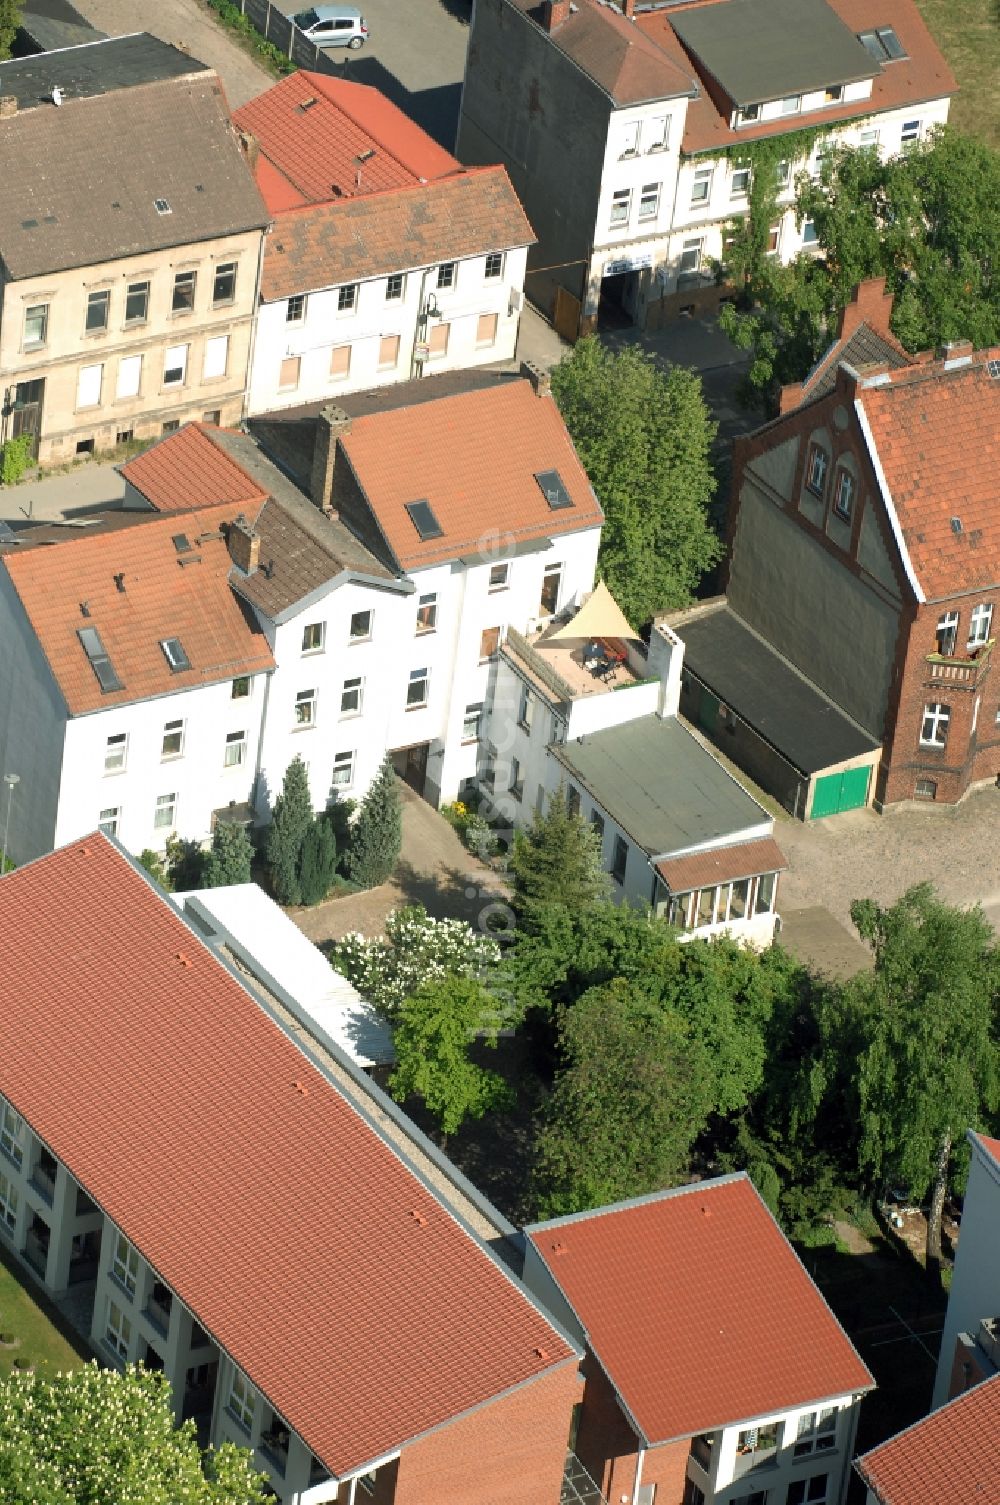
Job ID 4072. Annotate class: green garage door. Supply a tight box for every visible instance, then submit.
[810,764,871,819]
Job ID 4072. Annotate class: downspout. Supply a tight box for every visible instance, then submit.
[410,266,433,381]
[243,222,271,423]
[634,1445,646,1504]
[252,665,273,823]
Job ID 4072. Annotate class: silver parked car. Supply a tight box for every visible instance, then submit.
[292,5,368,49]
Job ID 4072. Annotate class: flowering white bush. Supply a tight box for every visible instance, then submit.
[329,905,502,1020]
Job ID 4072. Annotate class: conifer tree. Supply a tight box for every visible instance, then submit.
[266,755,313,905]
[298,817,338,905]
[204,821,254,888]
[345,756,402,889]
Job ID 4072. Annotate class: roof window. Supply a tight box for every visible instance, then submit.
[857,26,907,62]
[160,637,191,672]
[172,533,193,554]
[535,469,574,511]
[78,626,123,693]
[405,500,444,541]
[950,517,963,535]
[153,198,172,216]
[987,359,1000,380]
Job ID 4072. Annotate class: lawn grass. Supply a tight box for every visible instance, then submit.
[914,0,1000,148]
[0,1246,90,1378]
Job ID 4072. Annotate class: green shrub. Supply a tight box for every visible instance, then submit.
[138,849,171,890]
[0,435,34,487]
[204,0,295,73]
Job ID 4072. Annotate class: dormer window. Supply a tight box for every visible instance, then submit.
[780,94,801,116]
[858,26,907,62]
[736,103,760,126]
[824,84,844,103]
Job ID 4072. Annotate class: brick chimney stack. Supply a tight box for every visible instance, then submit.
[237,128,259,173]
[228,515,261,575]
[540,0,571,30]
[622,0,636,18]
[310,404,353,510]
[520,359,552,397]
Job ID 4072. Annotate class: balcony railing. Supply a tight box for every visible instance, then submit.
[29,1165,56,1206]
[143,1293,173,1337]
[732,1441,779,1479]
[504,627,577,705]
[925,639,994,687]
[24,1229,49,1278]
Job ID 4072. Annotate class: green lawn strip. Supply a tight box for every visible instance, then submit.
[0,1245,90,1377]
[914,0,1000,148]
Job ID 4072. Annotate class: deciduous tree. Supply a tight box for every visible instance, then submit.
[390,974,512,1142]
[328,906,501,1021]
[550,338,720,625]
[0,0,22,61]
[0,1363,267,1505]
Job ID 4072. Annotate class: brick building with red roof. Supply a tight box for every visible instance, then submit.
[856,1373,1000,1505]
[524,1175,873,1505]
[672,337,1000,812]
[457,0,952,335]
[232,71,534,412]
[0,835,583,1503]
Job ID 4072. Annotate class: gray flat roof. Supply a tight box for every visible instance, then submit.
[552,714,768,858]
[676,607,880,775]
[0,32,206,109]
[669,0,879,106]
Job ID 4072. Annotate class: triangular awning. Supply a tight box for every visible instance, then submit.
[548,581,637,643]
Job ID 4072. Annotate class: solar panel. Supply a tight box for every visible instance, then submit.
[77,626,123,693]
[405,500,444,541]
[535,469,574,511]
[160,637,192,672]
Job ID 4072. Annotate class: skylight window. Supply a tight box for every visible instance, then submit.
[405,500,444,541]
[160,637,191,672]
[858,26,907,62]
[987,359,1000,380]
[153,198,172,216]
[172,534,193,554]
[78,626,123,693]
[535,469,574,511]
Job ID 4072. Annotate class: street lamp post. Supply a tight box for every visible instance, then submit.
[1,773,19,875]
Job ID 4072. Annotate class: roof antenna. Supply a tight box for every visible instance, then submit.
[354,147,376,190]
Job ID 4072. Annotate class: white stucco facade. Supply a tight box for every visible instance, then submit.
[931,1134,1000,1408]
[246,247,529,415]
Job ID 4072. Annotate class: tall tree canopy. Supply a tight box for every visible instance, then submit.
[390,974,512,1142]
[550,338,720,626]
[510,786,609,932]
[0,1364,267,1505]
[848,884,1000,1266]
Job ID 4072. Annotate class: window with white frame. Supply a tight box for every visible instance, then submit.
[755,871,777,913]
[77,363,103,409]
[638,183,660,221]
[385,273,405,301]
[540,562,562,617]
[172,270,196,314]
[286,294,306,323]
[436,262,456,289]
[153,793,177,831]
[767,222,781,255]
[163,344,188,387]
[969,603,993,648]
[105,732,128,773]
[232,675,251,700]
[331,749,355,789]
[111,1231,140,1298]
[806,443,828,495]
[731,165,751,198]
[203,335,229,380]
[901,119,921,151]
[787,1477,829,1505]
[416,592,437,633]
[99,807,120,837]
[690,165,713,205]
[295,689,317,728]
[518,683,533,732]
[920,702,950,748]
[679,238,703,273]
[736,103,760,126]
[378,334,400,369]
[781,94,801,114]
[350,609,372,642]
[302,621,325,653]
[0,1170,17,1233]
[224,730,246,768]
[116,354,142,400]
[161,719,184,759]
[213,261,238,306]
[610,187,631,226]
[936,611,959,656]
[794,1408,838,1457]
[340,676,364,715]
[227,1368,256,1432]
[859,126,879,149]
[331,343,352,380]
[484,251,504,279]
[104,1299,132,1361]
[0,1102,24,1169]
[645,115,668,151]
[776,159,791,188]
[833,468,855,520]
[462,703,482,742]
[125,281,149,324]
[489,561,510,592]
[620,120,639,156]
[407,667,429,709]
[338,283,358,313]
[24,303,48,347]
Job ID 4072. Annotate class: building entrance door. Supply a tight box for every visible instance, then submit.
[392,742,429,797]
[8,378,45,458]
[810,764,871,818]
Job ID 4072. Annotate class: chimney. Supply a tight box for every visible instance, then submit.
[310,404,352,510]
[838,277,894,342]
[238,128,260,173]
[540,0,571,30]
[0,96,17,119]
[622,0,636,17]
[520,359,552,397]
[228,514,261,575]
[938,339,974,365]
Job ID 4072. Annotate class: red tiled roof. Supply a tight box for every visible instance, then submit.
[974,1133,1000,1167]
[656,836,787,893]
[856,1374,1000,1505]
[529,1176,873,1443]
[0,838,575,1476]
[3,501,274,714]
[338,380,603,572]
[858,348,1000,598]
[233,71,460,213]
[121,425,267,513]
[637,0,956,154]
[260,166,534,301]
[506,0,695,106]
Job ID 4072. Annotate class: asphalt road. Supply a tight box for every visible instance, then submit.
[275,0,471,147]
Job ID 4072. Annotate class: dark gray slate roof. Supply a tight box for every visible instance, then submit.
[670,0,878,106]
[803,325,911,399]
[0,42,268,279]
[0,32,200,107]
[676,607,880,775]
[15,0,105,55]
[552,714,769,859]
